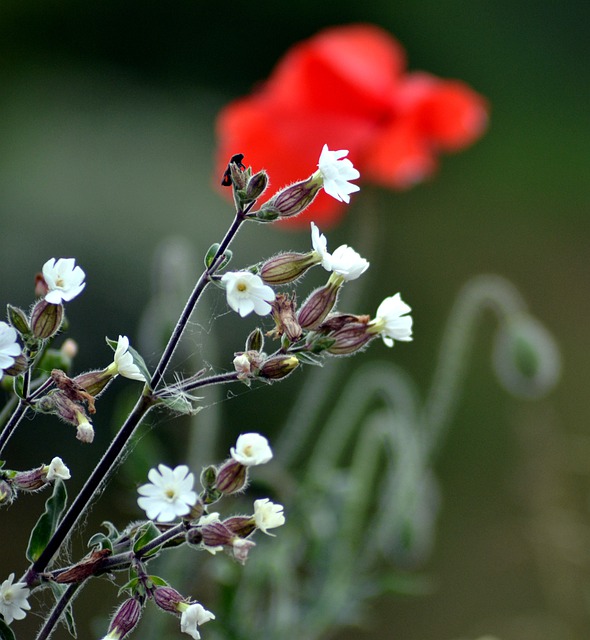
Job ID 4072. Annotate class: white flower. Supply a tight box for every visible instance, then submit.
[137,464,197,522]
[317,144,360,203]
[310,222,331,270]
[0,322,21,380]
[113,335,146,381]
[180,602,215,640]
[328,244,369,281]
[253,498,286,535]
[0,573,31,624]
[230,433,273,466]
[42,258,86,304]
[45,457,71,481]
[221,271,275,318]
[310,222,368,281]
[369,293,413,347]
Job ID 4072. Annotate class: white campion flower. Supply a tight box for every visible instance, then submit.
[328,244,369,281]
[180,602,215,640]
[45,457,71,481]
[230,433,273,466]
[112,335,146,381]
[137,464,197,522]
[253,498,286,535]
[310,222,369,281]
[221,271,275,318]
[0,322,21,380]
[368,293,413,347]
[316,144,360,203]
[0,573,31,624]
[42,258,86,304]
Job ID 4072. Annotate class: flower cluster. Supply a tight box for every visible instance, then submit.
[216,24,487,226]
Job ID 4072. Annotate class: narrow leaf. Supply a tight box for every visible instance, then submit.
[48,582,77,638]
[26,479,68,562]
[0,620,16,640]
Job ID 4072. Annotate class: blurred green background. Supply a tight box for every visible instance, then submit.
[1,1,589,639]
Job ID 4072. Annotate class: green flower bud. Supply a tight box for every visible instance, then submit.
[30,300,64,339]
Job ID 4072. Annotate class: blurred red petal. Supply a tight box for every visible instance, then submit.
[267,24,406,120]
[413,79,489,150]
[361,119,436,189]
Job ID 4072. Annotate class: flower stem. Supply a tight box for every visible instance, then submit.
[0,399,29,456]
[35,583,81,640]
[149,209,247,391]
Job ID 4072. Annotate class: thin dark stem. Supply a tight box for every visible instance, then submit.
[169,371,241,394]
[150,210,246,391]
[0,399,29,456]
[35,583,80,640]
[26,393,154,580]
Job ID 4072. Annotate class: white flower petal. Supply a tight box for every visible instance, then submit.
[253,498,286,535]
[230,433,273,466]
[42,257,86,304]
[221,272,275,318]
[0,573,31,625]
[137,464,197,522]
[180,603,215,640]
[0,322,21,377]
[317,144,360,203]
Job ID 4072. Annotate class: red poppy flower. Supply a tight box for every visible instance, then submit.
[215,24,488,228]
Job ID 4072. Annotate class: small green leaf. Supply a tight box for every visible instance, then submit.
[26,479,68,562]
[218,249,233,271]
[204,243,221,268]
[132,521,162,556]
[13,375,25,399]
[48,582,78,638]
[118,577,140,597]
[148,574,169,587]
[0,619,16,640]
[87,533,113,553]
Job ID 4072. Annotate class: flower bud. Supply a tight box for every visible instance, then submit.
[257,175,322,220]
[153,587,185,613]
[30,300,64,339]
[105,598,142,639]
[0,479,16,506]
[260,252,317,285]
[215,459,248,495]
[200,521,234,548]
[223,515,256,539]
[13,466,47,492]
[245,328,264,353]
[6,305,30,337]
[245,170,269,201]
[3,354,28,377]
[298,282,340,330]
[73,368,114,398]
[259,355,300,380]
[326,324,374,355]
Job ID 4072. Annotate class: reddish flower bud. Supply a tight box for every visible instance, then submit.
[215,459,248,495]
[31,300,64,339]
[259,355,300,380]
[106,598,142,639]
[298,282,340,330]
[260,252,317,285]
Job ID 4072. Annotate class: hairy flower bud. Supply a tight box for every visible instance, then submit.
[105,598,142,639]
[298,282,340,330]
[0,479,16,505]
[223,515,256,539]
[30,300,64,339]
[245,170,269,201]
[200,520,234,548]
[153,587,185,613]
[73,368,114,398]
[215,459,248,495]
[257,175,322,220]
[245,328,264,353]
[259,355,300,380]
[260,252,317,285]
[6,305,30,337]
[3,354,28,377]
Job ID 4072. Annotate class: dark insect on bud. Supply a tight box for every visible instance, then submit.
[221,153,246,187]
